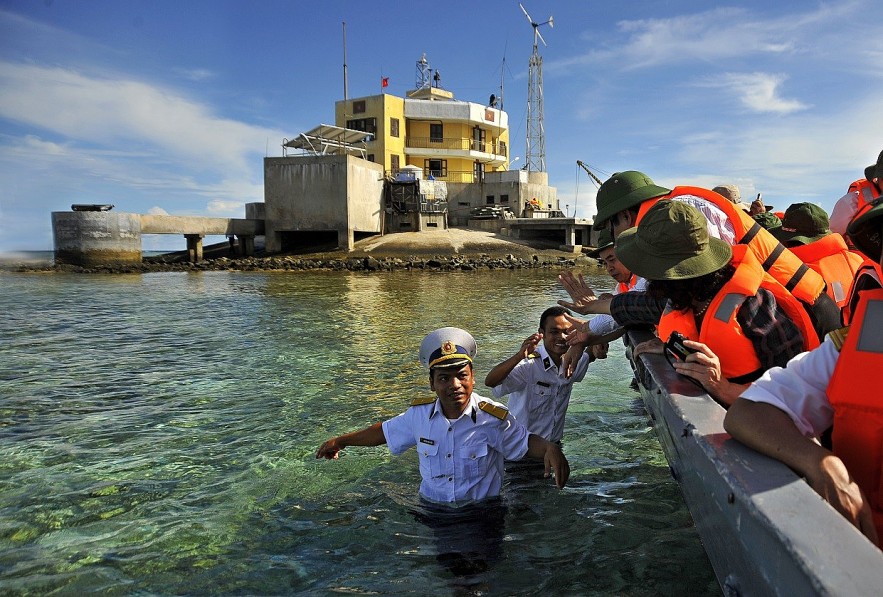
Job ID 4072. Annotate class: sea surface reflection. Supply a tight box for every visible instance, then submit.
[0,269,716,595]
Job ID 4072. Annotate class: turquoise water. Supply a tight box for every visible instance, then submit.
[0,269,716,595]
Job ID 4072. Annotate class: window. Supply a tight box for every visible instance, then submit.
[424,159,447,178]
[486,195,495,205]
[500,194,509,204]
[353,100,366,114]
[390,154,400,172]
[390,118,400,138]
[473,161,483,182]
[430,123,443,143]
[346,118,376,135]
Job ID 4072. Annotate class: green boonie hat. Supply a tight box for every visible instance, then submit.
[847,195,883,261]
[772,202,830,246]
[615,200,732,281]
[751,211,782,231]
[865,149,883,182]
[593,171,671,230]
[588,228,615,258]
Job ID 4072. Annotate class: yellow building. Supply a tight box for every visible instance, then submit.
[334,85,510,183]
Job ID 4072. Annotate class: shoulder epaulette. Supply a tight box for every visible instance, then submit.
[478,400,508,420]
[410,396,437,407]
[827,326,849,352]
[527,352,540,359]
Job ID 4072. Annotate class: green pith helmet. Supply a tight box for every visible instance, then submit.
[592,171,671,230]
[615,200,732,281]
[588,228,615,258]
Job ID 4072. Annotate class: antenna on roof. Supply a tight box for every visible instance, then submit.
[342,22,348,100]
[519,3,552,173]
[416,53,431,89]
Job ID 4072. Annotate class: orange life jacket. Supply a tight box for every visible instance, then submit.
[842,263,883,324]
[636,186,827,308]
[847,178,882,212]
[826,287,883,538]
[788,234,865,308]
[657,245,818,381]
[617,274,638,294]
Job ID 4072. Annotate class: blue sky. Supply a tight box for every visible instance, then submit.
[1,0,881,252]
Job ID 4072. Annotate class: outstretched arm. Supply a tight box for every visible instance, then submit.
[558,271,612,315]
[316,422,386,459]
[725,399,879,545]
[485,333,542,387]
[525,434,570,488]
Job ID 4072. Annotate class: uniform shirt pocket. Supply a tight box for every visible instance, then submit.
[531,382,554,416]
[417,441,441,479]
[458,442,490,478]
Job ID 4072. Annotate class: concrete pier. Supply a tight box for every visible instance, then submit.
[52,211,142,266]
[52,211,264,266]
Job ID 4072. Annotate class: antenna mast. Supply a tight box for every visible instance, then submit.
[519,3,552,173]
[342,22,348,100]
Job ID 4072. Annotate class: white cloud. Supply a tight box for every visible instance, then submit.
[700,72,808,114]
[0,61,284,175]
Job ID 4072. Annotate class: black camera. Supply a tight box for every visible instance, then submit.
[664,331,698,363]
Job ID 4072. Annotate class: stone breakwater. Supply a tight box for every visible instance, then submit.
[12,253,599,274]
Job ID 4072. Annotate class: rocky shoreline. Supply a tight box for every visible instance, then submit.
[5,228,602,274]
[10,252,598,274]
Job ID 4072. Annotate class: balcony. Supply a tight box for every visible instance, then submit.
[405,137,508,162]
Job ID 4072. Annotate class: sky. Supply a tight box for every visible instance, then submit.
[1,0,882,252]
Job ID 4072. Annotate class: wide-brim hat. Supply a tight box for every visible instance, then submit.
[752,211,782,231]
[419,327,477,370]
[865,149,883,182]
[588,228,615,258]
[615,200,732,280]
[771,202,830,246]
[847,195,883,260]
[593,171,671,230]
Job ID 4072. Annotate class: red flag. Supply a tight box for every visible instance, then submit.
[381,77,389,88]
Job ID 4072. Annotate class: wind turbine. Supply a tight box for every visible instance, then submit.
[519,3,553,173]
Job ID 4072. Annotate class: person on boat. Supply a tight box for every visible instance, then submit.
[316,327,570,504]
[711,183,751,213]
[724,193,883,546]
[595,200,817,407]
[556,229,645,377]
[830,149,883,243]
[751,211,782,232]
[484,306,598,445]
[558,170,840,342]
[772,202,864,309]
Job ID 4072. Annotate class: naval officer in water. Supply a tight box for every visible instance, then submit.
[316,327,570,504]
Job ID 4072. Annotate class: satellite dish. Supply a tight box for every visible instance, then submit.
[489,93,497,107]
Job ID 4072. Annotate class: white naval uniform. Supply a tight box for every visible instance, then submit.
[491,342,590,443]
[381,392,529,505]
[739,337,839,438]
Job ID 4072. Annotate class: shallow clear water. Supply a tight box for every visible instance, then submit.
[0,269,716,595]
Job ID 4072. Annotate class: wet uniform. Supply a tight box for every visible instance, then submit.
[490,343,590,443]
[382,392,528,505]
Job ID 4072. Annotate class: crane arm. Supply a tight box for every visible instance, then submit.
[576,160,603,185]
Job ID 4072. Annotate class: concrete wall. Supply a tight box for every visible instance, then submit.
[443,170,558,226]
[52,211,142,266]
[263,154,384,252]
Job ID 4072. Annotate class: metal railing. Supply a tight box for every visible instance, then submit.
[405,137,507,158]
